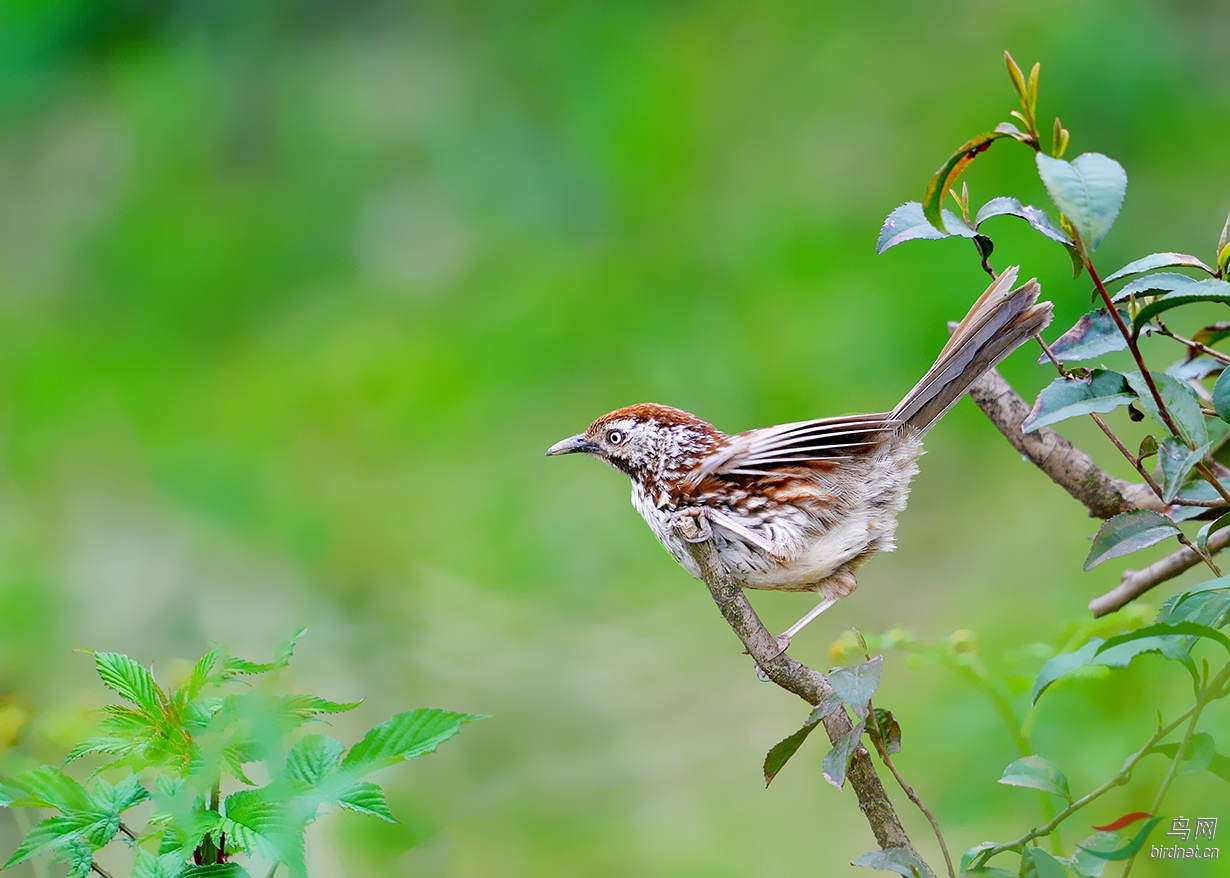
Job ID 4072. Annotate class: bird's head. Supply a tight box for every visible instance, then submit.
[545,403,722,484]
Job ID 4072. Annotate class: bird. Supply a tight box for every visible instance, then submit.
[546,268,1052,654]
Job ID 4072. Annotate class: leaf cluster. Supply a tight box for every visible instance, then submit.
[0,632,485,878]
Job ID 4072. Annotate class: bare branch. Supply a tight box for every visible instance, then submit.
[1090,527,1230,616]
[964,368,1164,518]
[674,522,934,874]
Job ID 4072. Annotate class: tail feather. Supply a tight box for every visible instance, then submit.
[892,267,1053,434]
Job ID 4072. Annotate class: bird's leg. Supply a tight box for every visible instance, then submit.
[763,568,858,661]
[670,507,713,543]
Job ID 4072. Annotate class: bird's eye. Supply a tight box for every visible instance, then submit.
[607,430,624,445]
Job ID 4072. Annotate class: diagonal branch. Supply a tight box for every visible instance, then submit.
[674,523,935,876]
[964,368,1164,518]
[964,365,1228,614]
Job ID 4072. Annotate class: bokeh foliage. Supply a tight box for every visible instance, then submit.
[1,1,1229,875]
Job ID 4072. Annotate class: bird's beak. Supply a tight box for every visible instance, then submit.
[545,434,599,457]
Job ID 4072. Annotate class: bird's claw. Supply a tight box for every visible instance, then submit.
[670,508,713,543]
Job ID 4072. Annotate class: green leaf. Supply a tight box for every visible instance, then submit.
[1214,368,1230,423]
[1104,252,1217,283]
[1025,847,1068,878]
[821,715,866,790]
[965,870,1017,878]
[1149,739,1230,783]
[871,707,901,755]
[3,814,92,868]
[852,846,931,876]
[1084,510,1180,571]
[1023,370,1136,433]
[340,709,486,775]
[1039,309,1128,363]
[1110,271,1200,301]
[960,841,998,873]
[1036,152,1127,251]
[877,202,976,253]
[1162,577,1230,627]
[1094,634,1197,682]
[1032,639,1104,703]
[278,694,363,718]
[133,849,188,878]
[1123,370,1207,446]
[828,655,883,711]
[336,781,395,822]
[763,716,824,787]
[1099,620,1230,655]
[91,652,165,717]
[923,129,1016,231]
[1131,279,1230,337]
[220,789,306,876]
[0,765,94,812]
[1197,512,1230,554]
[998,755,1072,802]
[284,734,346,786]
[1158,437,1211,503]
[974,196,1071,245]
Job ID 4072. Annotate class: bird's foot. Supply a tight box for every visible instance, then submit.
[670,508,713,543]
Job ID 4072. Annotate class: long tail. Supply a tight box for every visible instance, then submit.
[892,267,1053,434]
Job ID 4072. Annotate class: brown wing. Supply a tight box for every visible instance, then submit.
[689,414,898,482]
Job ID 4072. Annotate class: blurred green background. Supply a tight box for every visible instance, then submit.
[1,1,1229,875]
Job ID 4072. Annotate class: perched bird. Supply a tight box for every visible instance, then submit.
[547,269,1052,653]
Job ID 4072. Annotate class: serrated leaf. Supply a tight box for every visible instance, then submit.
[923,130,1014,231]
[3,814,93,867]
[975,196,1071,244]
[1036,152,1127,251]
[821,715,866,790]
[92,652,165,717]
[1023,369,1136,432]
[1162,577,1230,627]
[1033,640,1104,703]
[1131,279,1230,337]
[876,202,948,253]
[1158,437,1211,503]
[998,755,1072,801]
[340,709,486,775]
[1110,271,1200,301]
[220,789,306,875]
[1104,252,1216,283]
[132,848,187,878]
[1025,847,1068,878]
[829,655,883,711]
[0,765,94,812]
[1098,621,1230,656]
[851,846,931,876]
[1123,370,1207,447]
[1084,510,1180,570]
[1095,634,1197,683]
[336,781,395,822]
[763,715,825,787]
[1039,309,1128,363]
[284,734,346,786]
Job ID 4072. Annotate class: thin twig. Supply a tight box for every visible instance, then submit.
[1090,526,1230,615]
[118,822,138,841]
[867,700,956,878]
[673,520,935,875]
[91,864,116,878]
[1122,662,1230,878]
[972,704,1197,868]
[1157,328,1230,365]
